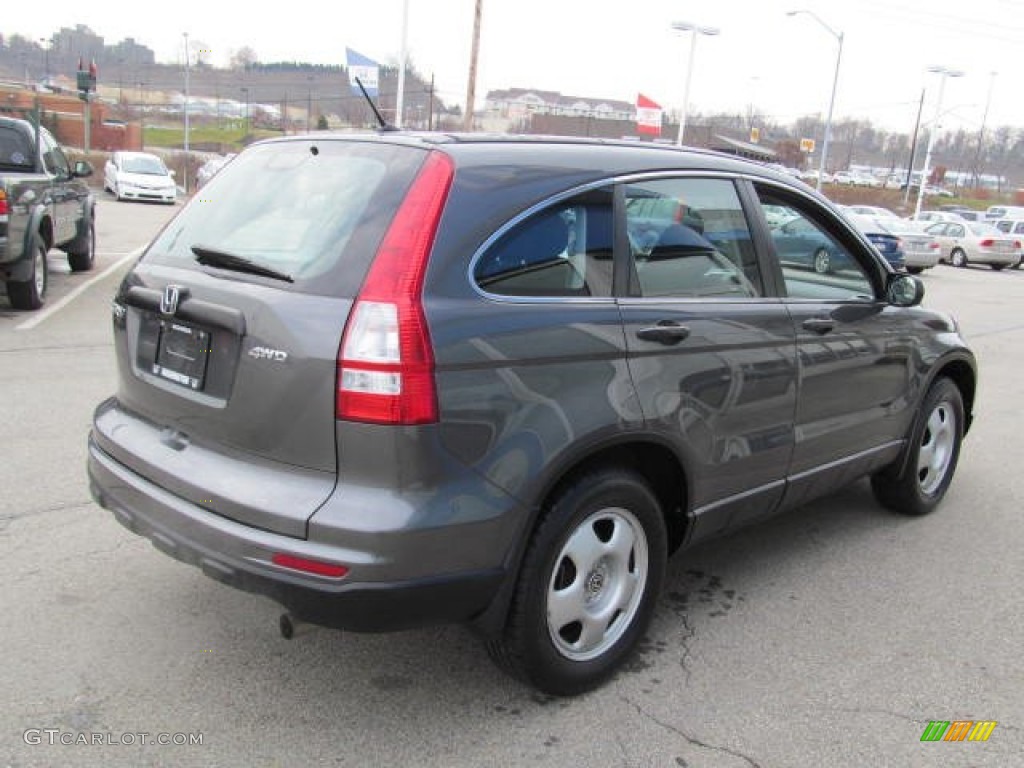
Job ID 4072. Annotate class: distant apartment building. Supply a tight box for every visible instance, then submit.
[484,88,634,124]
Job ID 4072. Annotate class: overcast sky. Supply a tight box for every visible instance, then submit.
[4,0,1022,133]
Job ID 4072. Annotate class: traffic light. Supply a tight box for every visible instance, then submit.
[76,58,97,101]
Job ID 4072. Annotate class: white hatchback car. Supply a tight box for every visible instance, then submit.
[104,151,177,204]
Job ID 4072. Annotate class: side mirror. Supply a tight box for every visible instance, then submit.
[73,160,93,178]
[887,273,924,307]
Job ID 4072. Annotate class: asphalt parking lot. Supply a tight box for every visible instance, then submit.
[1,198,1021,767]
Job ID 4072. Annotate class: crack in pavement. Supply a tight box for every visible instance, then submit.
[0,500,95,528]
[626,698,763,768]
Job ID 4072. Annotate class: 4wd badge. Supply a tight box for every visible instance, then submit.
[248,346,288,362]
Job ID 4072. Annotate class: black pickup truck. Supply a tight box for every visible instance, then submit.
[0,116,96,310]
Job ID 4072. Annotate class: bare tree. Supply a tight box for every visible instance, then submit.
[230,46,259,71]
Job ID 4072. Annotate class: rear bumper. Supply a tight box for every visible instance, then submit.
[88,434,506,632]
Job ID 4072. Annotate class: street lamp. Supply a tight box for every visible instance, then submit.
[183,32,191,194]
[914,65,965,219]
[671,21,720,147]
[787,10,843,192]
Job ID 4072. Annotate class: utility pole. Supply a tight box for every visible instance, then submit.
[463,0,483,131]
[396,0,409,128]
[903,88,925,208]
[427,73,435,131]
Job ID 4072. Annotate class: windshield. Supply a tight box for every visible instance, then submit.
[122,154,168,175]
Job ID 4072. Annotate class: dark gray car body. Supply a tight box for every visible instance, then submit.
[88,134,976,637]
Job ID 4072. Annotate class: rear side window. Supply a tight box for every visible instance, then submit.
[145,140,425,294]
[0,126,32,169]
[474,187,614,297]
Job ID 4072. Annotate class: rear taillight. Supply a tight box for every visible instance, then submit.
[336,151,454,425]
[979,239,995,247]
[1015,241,1022,249]
[0,190,8,216]
[929,242,940,250]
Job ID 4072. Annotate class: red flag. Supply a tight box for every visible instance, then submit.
[636,94,662,137]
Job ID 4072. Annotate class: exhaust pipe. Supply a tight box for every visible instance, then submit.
[279,613,318,640]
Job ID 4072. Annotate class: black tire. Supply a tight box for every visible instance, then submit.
[813,248,831,274]
[871,377,964,516]
[950,248,968,268]
[486,467,667,696]
[990,263,1006,271]
[5,236,48,310]
[66,214,96,272]
[906,266,924,275]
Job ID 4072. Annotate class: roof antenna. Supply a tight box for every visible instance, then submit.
[354,77,398,132]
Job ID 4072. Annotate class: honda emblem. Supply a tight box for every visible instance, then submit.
[160,285,184,317]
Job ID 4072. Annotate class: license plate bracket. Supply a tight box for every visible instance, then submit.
[152,320,211,391]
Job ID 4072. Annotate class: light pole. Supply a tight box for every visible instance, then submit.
[787,10,843,192]
[183,32,191,194]
[671,21,719,147]
[914,66,964,219]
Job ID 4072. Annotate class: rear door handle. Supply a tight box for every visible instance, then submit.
[802,317,835,335]
[637,321,691,344]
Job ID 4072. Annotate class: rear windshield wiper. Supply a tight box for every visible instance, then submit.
[191,245,294,283]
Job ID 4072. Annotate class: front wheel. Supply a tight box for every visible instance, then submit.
[487,467,667,695]
[871,377,964,516]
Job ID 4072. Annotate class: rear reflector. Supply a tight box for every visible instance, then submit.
[337,151,454,425]
[272,553,349,579]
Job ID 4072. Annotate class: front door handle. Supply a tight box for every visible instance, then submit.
[802,317,835,335]
[637,321,691,345]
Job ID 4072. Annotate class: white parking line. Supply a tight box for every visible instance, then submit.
[15,248,144,332]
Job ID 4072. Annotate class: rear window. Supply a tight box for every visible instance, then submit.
[144,139,426,295]
[0,126,33,169]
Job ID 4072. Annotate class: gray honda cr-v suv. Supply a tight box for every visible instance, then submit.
[89,134,976,695]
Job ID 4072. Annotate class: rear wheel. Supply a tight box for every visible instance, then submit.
[871,377,963,516]
[906,266,924,275]
[990,263,1006,271]
[487,467,666,695]
[5,236,48,310]
[950,248,968,268]
[813,248,831,274]
[66,215,96,272]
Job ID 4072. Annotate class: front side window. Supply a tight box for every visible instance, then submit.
[474,187,614,297]
[41,131,70,178]
[624,178,761,298]
[757,189,874,300]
